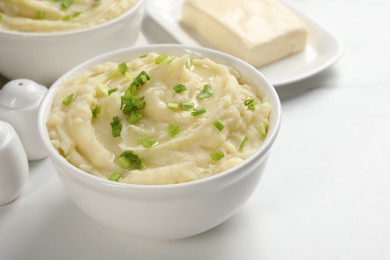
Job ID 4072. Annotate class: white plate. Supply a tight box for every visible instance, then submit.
[145,0,343,87]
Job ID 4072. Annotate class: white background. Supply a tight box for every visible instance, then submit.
[1,0,390,259]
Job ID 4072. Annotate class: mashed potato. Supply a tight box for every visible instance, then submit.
[0,0,136,33]
[47,53,272,185]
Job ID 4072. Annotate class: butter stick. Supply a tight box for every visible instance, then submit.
[182,0,308,67]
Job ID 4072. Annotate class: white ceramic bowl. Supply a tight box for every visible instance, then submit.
[0,0,144,86]
[37,44,281,240]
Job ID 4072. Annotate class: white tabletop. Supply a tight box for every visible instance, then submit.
[1,0,390,259]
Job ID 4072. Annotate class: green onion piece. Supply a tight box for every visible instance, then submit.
[118,62,129,76]
[139,54,147,58]
[0,14,3,22]
[138,137,157,148]
[61,0,74,9]
[155,55,168,64]
[191,107,206,116]
[119,71,150,125]
[210,151,225,161]
[121,83,146,125]
[197,84,213,100]
[36,11,46,20]
[109,172,122,182]
[127,111,142,124]
[118,156,131,169]
[108,88,118,95]
[91,103,101,119]
[119,150,144,170]
[110,116,122,137]
[186,57,194,70]
[239,136,249,152]
[155,55,175,64]
[166,56,176,63]
[214,120,225,132]
[259,122,268,138]
[167,124,182,137]
[61,11,81,21]
[130,71,150,89]
[167,102,179,110]
[62,93,75,106]
[180,102,194,111]
[128,84,138,96]
[244,98,257,111]
[121,95,145,114]
[173,84,186,94]
[62,15,71,21]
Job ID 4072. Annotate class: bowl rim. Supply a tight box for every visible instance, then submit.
[0,0,144,38]
[38,44,281,191]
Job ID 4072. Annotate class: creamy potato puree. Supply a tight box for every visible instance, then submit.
[47,53,272,185]
[0,0,136,32]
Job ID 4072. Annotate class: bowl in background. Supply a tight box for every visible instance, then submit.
[0,0,144,86]
[37,44,281,240]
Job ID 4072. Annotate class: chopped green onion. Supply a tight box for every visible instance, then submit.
[191,107,206,116]
[118,156,131,169]
[120,71,149,124]
[180,102,194,111]
[186,57,194,70]
[173,84,186,93]
[121,95,145,121]
[155,55,168,64]
[167,102,179,110]
[197,84,213,100]
[110,116,122,137]
[244,98,257,111]
[121,91,143,110]
[138,137,157,148]
[239,136,249,152]
[139,54,147,58]
[61,11,81,21]
[210,151,225,161]
[259,122,268,138]
[121,93,145,112]
[62,93,75,106]
[166,56,176,63]
[61,0,74,9]
[214,120,225,132]
[91,103,101,118]
[0,14,3,22]
[119,150,144,170]
[128,84,138,96]
[108,88,118,95]
[36,11,46,20]
[167,124,182,137]
[109,172,122,182]
[155,55,175,64]
[130,71,150,89]
[118,62,129,76]
[127,111,142,124]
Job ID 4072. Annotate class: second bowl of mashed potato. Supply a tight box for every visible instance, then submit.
[0,0,144,85]
[38,44,281,240]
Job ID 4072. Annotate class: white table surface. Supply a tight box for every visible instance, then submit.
[1,0,390,259]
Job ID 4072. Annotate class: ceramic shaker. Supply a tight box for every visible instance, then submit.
[0,79,48,161]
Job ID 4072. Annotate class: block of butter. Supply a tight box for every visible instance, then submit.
[181,0,308,68]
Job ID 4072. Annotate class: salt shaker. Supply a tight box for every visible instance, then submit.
[0,121,29,205]
[0,79,48,161]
